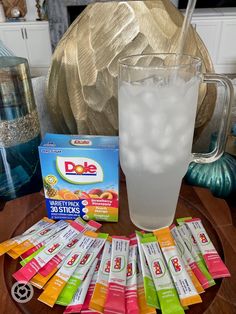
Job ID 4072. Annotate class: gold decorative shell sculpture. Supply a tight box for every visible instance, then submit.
[47,0,216,136]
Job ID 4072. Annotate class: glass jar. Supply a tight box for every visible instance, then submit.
[0,57,42,201]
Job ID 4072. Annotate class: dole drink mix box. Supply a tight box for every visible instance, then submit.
[38,134,119,221]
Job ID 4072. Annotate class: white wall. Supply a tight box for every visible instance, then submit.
[25,0,43,21]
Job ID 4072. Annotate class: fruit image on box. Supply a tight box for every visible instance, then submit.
[38,134,119,221]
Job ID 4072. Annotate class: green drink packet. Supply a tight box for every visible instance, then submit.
[141,236,185,314]
[136,231,160,309]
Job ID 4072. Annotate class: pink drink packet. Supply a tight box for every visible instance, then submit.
[125,238,139,314]
[104,236,130,314]
[185,218,230,279]
[80,258,101,312]
[177,222,215,288]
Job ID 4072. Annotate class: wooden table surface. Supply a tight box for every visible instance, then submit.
[0,182,236,314]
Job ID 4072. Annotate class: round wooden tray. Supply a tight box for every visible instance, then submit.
[0,182,236,314]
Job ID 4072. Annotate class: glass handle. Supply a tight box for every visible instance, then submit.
[192,73,234,163]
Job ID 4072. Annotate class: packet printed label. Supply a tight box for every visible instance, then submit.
[135,231,159,309]
[154,228,202,307]
[38,231,97,307]
[170,225,206,292]
[0,217,54,256]
[141,235,184,314]
[125,239,139,314]
[64,258,98,313]
[89,238,112,313]
[104,236,130,314]
[185,218,230,279]
[8,220,68,259]
[57,233,108,306]
[38,220,101,277]
[13,221,84,283]
[177,224,215,288]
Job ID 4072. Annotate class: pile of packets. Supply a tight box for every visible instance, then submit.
[0,216,231,314]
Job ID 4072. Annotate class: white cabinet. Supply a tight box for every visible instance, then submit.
[0,21,52,76]
[0,25,28,58]
[218,20,236,66]
[194,20,222,64]
[191,8,236,73]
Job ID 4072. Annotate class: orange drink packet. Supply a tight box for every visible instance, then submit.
[8,220,67,259]
[0,217,54,256]
[153,227,202,307]
[89,237,112,313]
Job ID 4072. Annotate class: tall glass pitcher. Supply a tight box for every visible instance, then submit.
[118,53,234,230]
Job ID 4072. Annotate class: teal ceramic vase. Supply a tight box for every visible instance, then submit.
[186,152,236,198]
[186,132,236,198]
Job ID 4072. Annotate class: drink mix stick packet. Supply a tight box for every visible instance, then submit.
[20,246,47,266]
[64,258,98,314]
[140,235,184,314]
[23,218,93,261]
[56,233,108,306]
[38,231,97,307]
[81,258,101,312]
[13,221,84,283]
[0,217,54,256]
[30,262,61,289]
[177,217,205,265]
[136,259,156,314]
[184,218,230,279]
[38,220,101,277]
[170,224,206,292]
[177,220,215,288]
[75,217,87,226]
[135,231,159,309]
[125,238,139,314]
[8,220,69,259]
[30,222,101,288]
[89,238,112,313]
[104,236,130,314]
[21,233,57,260]
[153,228,202,307]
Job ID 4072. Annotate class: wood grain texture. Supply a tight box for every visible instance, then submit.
[47,0,216,137]
[0,183,235,313]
